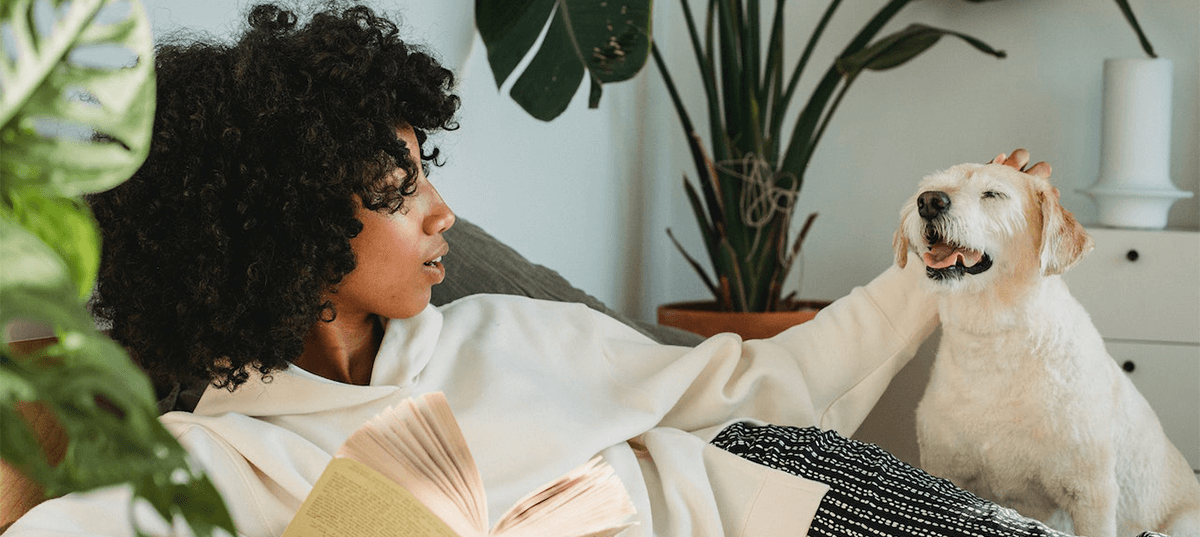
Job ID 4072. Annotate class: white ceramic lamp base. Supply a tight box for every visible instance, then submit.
[1084,186,1192,229]
[1083,58,1193,229]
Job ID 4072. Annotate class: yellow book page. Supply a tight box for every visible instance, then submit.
[282,457,461,537]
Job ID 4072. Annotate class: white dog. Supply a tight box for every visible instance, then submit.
[894,150,1200,537]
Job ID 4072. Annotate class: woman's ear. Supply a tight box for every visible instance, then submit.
[1038,186,1093,276]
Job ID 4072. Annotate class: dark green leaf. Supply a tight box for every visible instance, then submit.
[666,228,719,298]
[682,176,716,247]
[509,12,586,121]
[715,238,749,311]
[1112,0,1156,57]
[836,24,1005,76]
[477,0,653,120]
[476,0,557,87]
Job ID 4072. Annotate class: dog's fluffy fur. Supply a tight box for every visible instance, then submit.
[894,152,1200,537]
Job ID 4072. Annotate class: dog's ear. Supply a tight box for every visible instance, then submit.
[893,227,910,268]
[1038,186,1093,275]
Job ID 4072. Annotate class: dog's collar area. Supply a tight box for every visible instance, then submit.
[926,254,993,281]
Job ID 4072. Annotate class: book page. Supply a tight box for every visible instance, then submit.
[296,392,636,537]
[281,457,459,537]
[491,456,636,537]
[338,393,487,537]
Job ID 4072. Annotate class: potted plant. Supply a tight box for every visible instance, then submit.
[474,0,1007,337]
[645,1,1008,335]
[479,0,1156,336]
[0,0,232,533]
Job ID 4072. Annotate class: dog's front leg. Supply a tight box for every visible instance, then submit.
[1061,470,1119,537]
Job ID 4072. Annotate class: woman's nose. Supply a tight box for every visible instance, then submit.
[424,187,455,235]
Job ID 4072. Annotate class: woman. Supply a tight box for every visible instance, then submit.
[7,4,1165,537]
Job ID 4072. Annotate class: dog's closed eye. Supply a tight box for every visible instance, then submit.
[982,190,1006,200]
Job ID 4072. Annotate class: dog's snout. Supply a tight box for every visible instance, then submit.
[918,191,951,220]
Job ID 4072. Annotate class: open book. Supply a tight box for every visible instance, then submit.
[281,392,636,537]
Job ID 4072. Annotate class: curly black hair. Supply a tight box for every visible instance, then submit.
[87,2,459,392]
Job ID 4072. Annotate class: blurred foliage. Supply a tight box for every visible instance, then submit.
[0,0,233,534]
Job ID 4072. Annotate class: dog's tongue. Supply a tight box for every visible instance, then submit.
[924,243,984,269]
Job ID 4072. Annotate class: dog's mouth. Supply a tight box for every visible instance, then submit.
[922,229,993,280]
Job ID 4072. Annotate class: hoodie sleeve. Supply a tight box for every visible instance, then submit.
[642,257,938,437]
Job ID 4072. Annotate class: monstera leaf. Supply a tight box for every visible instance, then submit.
[0,0,234,535]
[475,0,653,121]
[1,0,156,197]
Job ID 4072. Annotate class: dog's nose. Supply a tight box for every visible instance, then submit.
[918,191,951,220]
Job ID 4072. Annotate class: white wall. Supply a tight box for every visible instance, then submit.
[142,0,1199,323]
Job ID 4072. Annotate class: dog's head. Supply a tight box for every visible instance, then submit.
[893,160,1092,292]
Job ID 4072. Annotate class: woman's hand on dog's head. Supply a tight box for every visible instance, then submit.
[990,148,1051,179]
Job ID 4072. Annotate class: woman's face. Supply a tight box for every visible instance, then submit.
[333,125,455,320]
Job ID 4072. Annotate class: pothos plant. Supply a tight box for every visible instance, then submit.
[0,0,233,534]
[476,0,1157,313]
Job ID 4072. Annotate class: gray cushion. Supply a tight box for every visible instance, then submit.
[433,218,703,347]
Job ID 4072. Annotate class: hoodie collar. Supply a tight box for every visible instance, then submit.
[193,304,444,417]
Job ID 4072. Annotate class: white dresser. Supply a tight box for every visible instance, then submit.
[1062,227,1200,472]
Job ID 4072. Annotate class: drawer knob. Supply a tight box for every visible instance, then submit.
[1125,249,1139,262]
[1121,360,1136,373]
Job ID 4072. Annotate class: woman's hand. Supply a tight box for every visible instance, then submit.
[990,148,1051,179]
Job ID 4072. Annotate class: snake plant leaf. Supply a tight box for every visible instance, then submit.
[667,228,719,297]
[836,24,1005,78]
[0,0,156,198]
[476,0,652,121]
[715,238,749,311]
[957,0,1155,57]
[1111,0,1155,57]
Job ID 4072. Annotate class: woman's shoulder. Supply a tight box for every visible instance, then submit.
[431,294,658,349]
[436,292,601,318]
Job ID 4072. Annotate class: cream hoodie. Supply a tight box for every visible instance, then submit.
[7,261,936,537]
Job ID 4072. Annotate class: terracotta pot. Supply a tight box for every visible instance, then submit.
[657,300,831,340]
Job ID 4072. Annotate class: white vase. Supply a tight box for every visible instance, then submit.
[1083,58,1192,229]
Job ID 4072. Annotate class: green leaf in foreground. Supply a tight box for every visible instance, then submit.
[0,0,157,198]
[1,0,235,535]
[3,192,101,301]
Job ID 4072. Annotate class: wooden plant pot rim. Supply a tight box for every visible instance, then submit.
[657,300,832,340]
